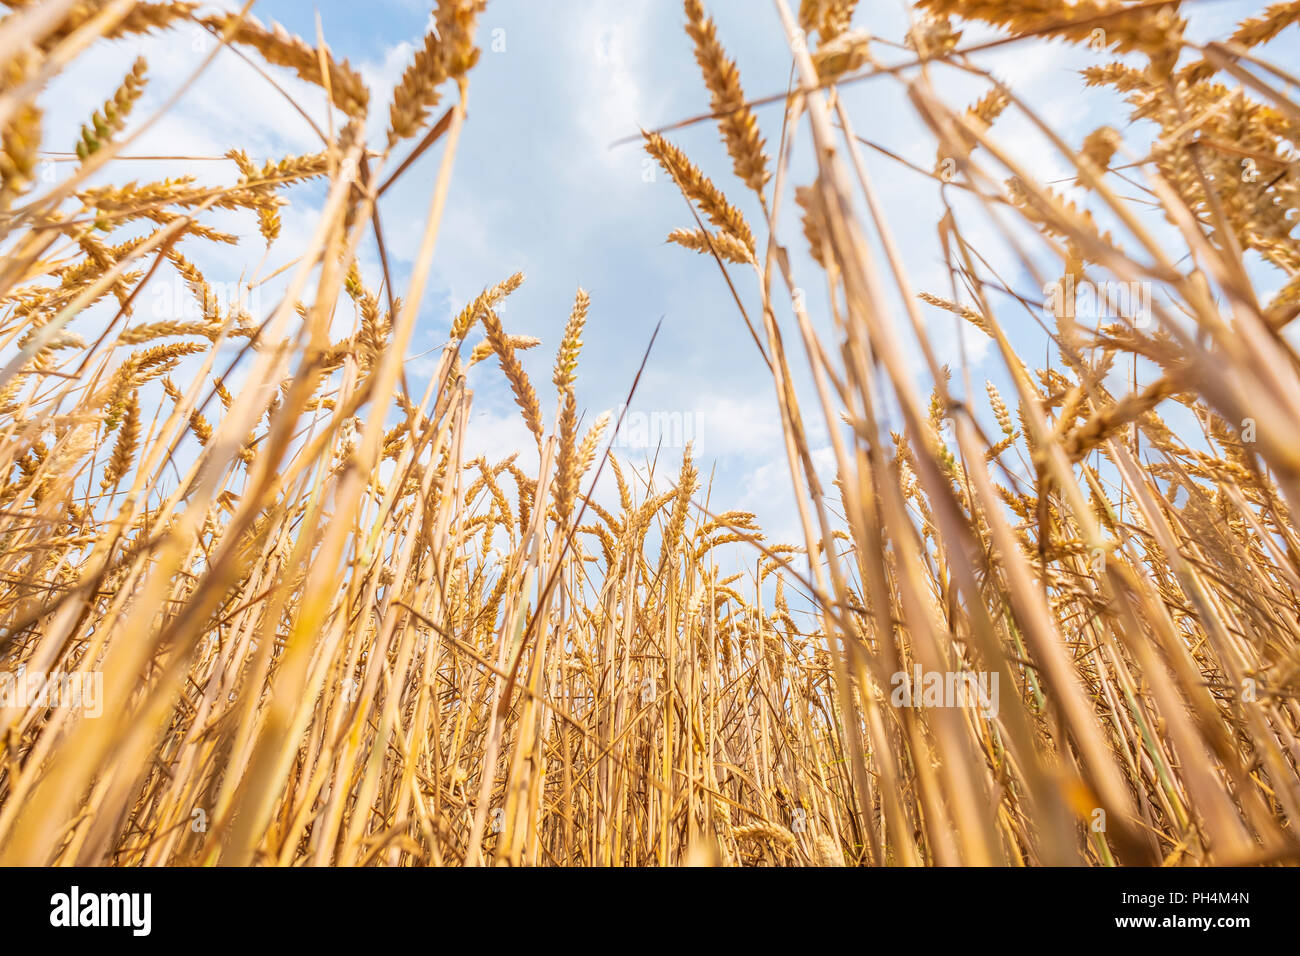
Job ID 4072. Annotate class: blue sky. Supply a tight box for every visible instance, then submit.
[34,0,1297,553]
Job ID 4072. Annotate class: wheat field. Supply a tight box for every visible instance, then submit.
[0,0,1297,867]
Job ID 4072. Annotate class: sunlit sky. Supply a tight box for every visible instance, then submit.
[39,0,1292,551]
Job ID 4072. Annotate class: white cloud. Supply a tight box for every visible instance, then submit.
[568,1,655,165]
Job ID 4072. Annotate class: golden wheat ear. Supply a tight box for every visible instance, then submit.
[683,0,770,196]
[450,271,525,341]
[644,130,755,254]
[203,13,370,118]
[552,288,589,523]
[481,307,543,445]
[75,56,148,161]
[386,1,486,147]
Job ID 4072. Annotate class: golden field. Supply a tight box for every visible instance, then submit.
[0,0,1298,866]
